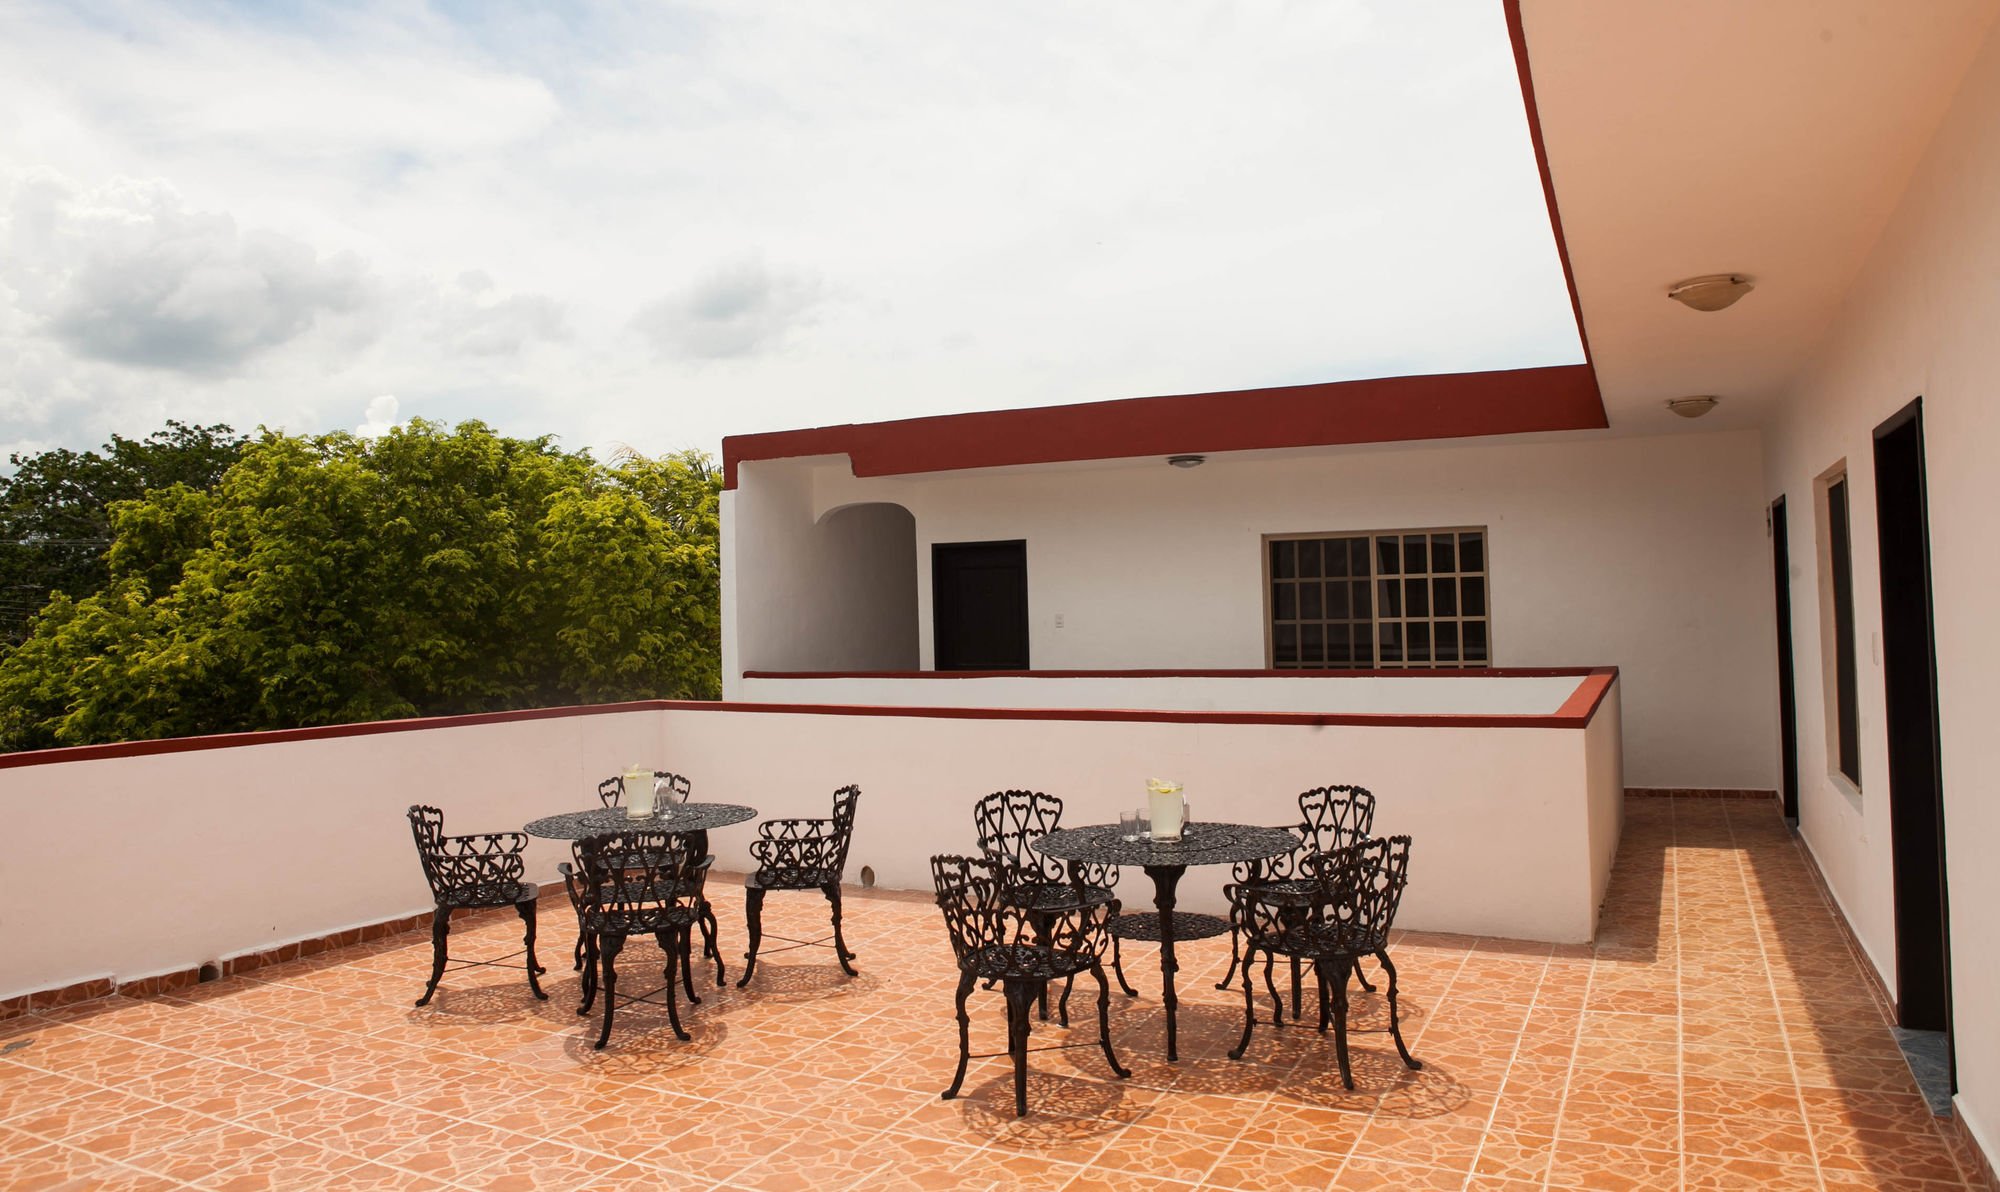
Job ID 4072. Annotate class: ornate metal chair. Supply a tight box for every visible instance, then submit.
[406,805,548,1007]
[573,771,716,977]
[972,790,1137,1010]
[1228,836,1420,1089]
[737,785,861,988]
[570,831,708,1048]
[1217,784,1377,1000]
[931,855,1130,1117]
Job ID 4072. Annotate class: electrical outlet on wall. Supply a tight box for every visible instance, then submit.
[1054,612,1065,629]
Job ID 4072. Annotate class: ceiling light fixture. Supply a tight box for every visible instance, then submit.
[1666,396,1720,419]
[1167,454,1205,468]
[1667,274,1754,312]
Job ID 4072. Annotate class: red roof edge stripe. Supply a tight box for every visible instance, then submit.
[0,668,1619,770]
[1504,0,1595,368]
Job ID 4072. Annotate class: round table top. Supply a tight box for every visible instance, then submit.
[524,803,758,840]
[1033,822,1299,869]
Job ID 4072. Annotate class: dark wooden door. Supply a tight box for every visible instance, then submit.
[1872,398,1952,1076]
[1771,497,1799,823]
[932,540,1028,671]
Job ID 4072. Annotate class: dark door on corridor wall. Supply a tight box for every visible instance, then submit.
[1771,497,1800,823]
[1872,398,1953,1082]
[933,540,1029,671]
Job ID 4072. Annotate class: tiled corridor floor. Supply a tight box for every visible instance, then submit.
[1,795,1986,1190]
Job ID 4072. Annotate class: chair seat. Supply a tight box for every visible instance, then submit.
[1005,881,1116,914]
[1262,920,1387,960]
[747,867,838,891]
[583,904,701,935]
[436,880,539,910]
[962,943,1095,983]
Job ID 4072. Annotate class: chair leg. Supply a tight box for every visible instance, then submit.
[1091,964,1131,1079]
[1003,980,1037,1118]
[676,927,701,1005]
[572,926,587,974]
[1329,957,1354,1090]
[1353,955,1378,993]
[416,909,449,1007]
[1376,949,1422,1071]
[661,932,690,1043]
[1317,965,1330,1032]
[701,902,726,986]
[944,971,976,1100]
[1057,974,1075,1027]
[737,886,765,989]
[517,901,547,1000]
[1263,952,1284,1027]
[595,934,626,1050]
[1229,945,1259,1060]
[1216,911,1245,991]
[576,931,599,1014]
[1291,955,1303,1018]
[824,882,858,976]
[1110,933,1138,998]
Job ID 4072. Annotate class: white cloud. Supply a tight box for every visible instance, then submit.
[356,394,402,437]
[0,0,1582,464]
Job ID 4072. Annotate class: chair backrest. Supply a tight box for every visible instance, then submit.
[827,784,861,875]
[408,805,449,896]
[573,832,701,924]
[1298,785,1376,854]
[596,770,694,809]
[930,853,1110,969]
[1315,835,1413,940]
[972,790,1066,885]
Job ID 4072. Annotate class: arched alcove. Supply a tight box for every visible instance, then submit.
[809,502,919,670]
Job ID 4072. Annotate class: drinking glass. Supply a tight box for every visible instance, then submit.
[654,778,676,821]
[1137,808,1152,840]
[1119,811,1141,842]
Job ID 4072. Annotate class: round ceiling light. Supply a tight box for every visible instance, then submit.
[1667,274,1755,312]
[1167,454,1206,468]
[1666,396,1720,419]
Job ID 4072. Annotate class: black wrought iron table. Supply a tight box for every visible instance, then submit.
[1034,821,1296,1061]
[524,804,758,841]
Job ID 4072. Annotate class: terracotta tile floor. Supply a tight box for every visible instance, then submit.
[1,795,1985,1190]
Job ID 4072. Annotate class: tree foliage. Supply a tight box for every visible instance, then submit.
[0,421,722,752]
[0,421,248,642]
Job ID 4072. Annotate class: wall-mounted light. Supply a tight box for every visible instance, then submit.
[1667,274,1754,312]
[1666,395,1720,419]
[1167,454,1205,468]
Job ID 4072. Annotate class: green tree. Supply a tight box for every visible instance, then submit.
[0,421,248,642]
[0,420,722,752]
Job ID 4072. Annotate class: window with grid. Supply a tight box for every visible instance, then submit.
[1267,529,1490,669]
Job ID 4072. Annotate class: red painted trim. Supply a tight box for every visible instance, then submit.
[1553,668,1617,722]
[1504,0,1593,368]
[744,666,1604,681]
[722,364,1604,488]
[0,669,1619,770]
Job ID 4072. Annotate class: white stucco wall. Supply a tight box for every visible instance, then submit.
[1761,15,2000,1158]
[725,430,1776,791]
[0,689,1620,1003]
[738,671,1585,716]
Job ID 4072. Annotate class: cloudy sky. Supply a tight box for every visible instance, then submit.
[0,0,1582,464]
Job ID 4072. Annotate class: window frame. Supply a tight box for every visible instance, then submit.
[1815,465,1863,792]
[1261,526,1494,670]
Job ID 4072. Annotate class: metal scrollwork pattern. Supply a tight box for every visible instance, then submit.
[405,805,546,1008]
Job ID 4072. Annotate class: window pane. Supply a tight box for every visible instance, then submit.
[1406,577,1429,618]
[1433,577,1457,616]
[1300,583,1323,620]
[1352,539,1373,577]
[1378,621,1403,664]
[1407,621,1431,663]
[1435,621,1459,662]
[1354,634,1375,667]
[1326,539,1350,578]
[1829,478,1860,784]
[1272,540,1295,579]
[1273,582,1296,621]
[1298,539,1322,578]
[1403,535,1428,574]
[1379,578,1402,618]
[1462,620,1487,662]
[1327,582,1350,619]
[1432,536,1455,572]
[1353,580,1372,619]
[1459,532,1484,572]
[1300,622,1324,665]
[1327,623,1351,667]
[1274,624,1298,665]
[1461,576,1486,617]
[1377,537,1400,575]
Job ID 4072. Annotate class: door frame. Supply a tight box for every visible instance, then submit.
[930,539,1030,672]
[1770,496,1800,824]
